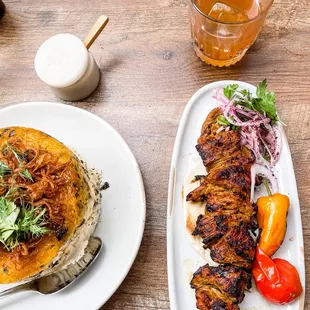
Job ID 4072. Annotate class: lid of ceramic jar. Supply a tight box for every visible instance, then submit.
[35,33,89,88]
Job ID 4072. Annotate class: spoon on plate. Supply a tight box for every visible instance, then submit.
[0,236,102,300]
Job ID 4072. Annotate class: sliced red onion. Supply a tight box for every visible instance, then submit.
[214,87,283,167]
[213,89,230,106]
[258,131,275,164]
[235,104,265,119]
[234,107,255,118]
[250,164,278,202]
[217,88,229,101]
[222,102,269,127]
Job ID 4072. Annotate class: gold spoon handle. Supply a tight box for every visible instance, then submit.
[83,15,109,49]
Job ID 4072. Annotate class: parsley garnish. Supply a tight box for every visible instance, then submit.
[223,84,239,100]
[252,79,278,124]
[222,79,282,126]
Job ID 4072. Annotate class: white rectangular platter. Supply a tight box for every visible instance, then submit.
[167,81,305,310]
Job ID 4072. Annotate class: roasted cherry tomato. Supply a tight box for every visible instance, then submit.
[253,247,302,305]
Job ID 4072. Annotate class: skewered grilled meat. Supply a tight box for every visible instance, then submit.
[205,192,257,215]
[210,224,256,269]
[207,146,255,171]
[191,264,251,310]
[206,162,252,195]
[193,211,257,249]
[197,131,241,167]
[200,108,223,137]
[187,147,254,203]
[195,286,239,310]
[187,108,257,309]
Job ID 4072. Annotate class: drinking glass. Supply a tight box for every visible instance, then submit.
[188,0,274,67]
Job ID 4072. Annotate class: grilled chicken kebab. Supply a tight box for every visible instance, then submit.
[187,108,258,310]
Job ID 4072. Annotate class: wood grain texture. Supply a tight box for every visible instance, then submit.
[0,0,310,309]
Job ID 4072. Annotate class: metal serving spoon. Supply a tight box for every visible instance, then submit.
[0,236,102,300]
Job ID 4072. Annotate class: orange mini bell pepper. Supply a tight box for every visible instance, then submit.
[257,180,290,257]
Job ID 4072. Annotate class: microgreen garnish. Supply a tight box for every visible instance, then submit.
[4,144,33,182]
[6,144,22,163]
[0,197,49,251]
[0,162,11,178]
[0,197,19,250]
[19,169,33,182]
[16,207,49,239]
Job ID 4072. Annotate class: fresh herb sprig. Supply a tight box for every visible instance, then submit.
[217,115,239,131]
[223,84,239,100]
[0,162,11,178]
[4,144,33,182]
[223,79,282,125]
[19,169,33,182]
[217,115,231,126]
[0,197,49,251]
[0,197,19,250]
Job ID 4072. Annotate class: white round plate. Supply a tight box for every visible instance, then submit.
[0,102,146,310]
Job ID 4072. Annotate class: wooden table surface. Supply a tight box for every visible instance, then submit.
[1,0,309,309]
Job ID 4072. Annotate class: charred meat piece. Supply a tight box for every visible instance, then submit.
[191,264,252,304]
[186,172,250,203]
[210,225,256,269]
[205,162,252,196]
[195,286,239,310]
[186,182,250,207]
[186,161,252,203]
[193,212,257,248]
[186,182,230,203]
[197,130,241,167]
[207,146,255,171]
[205,191,257,215]
[193,214,224,247]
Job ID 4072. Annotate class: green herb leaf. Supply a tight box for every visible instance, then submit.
[0,162,11,178]
[223,79,281,125]
[5,187,19,198]
[19,169,33,182]
[216,116,240,131]
[0,197,20,249]
[6,144,22,164]
[256,79,267,98]
[0,197,49,251]
[16,207,49,239]
[240,89,251,97]
[4,145,34,182]
[253,79,278,123]
[223,84,239,99]
[217,115,231,126]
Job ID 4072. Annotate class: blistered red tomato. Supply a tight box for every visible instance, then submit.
[253,247,302,305]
